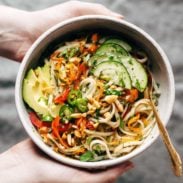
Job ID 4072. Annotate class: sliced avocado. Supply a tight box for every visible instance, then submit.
[23,69,50,116]
[35,62,51,86]
[104,38,132,52]
[93,61,131,89]
[96,43,129,56]
[40,62,51,84]
[25,69,38,84]
[23,64,61,117]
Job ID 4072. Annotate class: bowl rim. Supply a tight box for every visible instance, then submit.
[15,15,175,169]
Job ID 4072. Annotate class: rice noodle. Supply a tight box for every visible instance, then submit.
[27,34,160,162]
[80,77,97,98]
[90,139,115,159]
[85,129,114,137]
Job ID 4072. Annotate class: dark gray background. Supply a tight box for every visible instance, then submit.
[0,0,182,182]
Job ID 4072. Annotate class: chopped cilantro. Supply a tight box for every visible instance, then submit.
[80,151,94,162]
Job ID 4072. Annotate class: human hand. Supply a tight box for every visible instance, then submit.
[0,139,133,183]
[0,1,123,61]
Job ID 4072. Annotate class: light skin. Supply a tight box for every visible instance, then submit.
[0,1,123,61]
[0,1,133,183]
[0,139,133,183]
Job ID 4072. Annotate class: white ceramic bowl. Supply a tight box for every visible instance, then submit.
[15,15,175,169]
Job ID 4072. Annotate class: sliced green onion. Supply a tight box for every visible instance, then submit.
[105,89,121,96]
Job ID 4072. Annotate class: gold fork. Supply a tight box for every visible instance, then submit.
[148,72,182,176]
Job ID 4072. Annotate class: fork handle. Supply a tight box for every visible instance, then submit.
[151,101,182,176]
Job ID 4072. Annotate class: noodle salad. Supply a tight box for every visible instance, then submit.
[23,33,160,161]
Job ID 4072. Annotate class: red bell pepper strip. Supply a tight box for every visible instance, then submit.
[54,88,70,104]
[51,116,69,148]
[29,112,43,128]
[58,123,71,133]
[52,116,60,137]
[73,79,80,89]
[91,33,99,43]
[86,121,95,130]
[79,63,88,75]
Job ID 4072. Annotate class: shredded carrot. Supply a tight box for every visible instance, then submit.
[72,63,88,87]
[50,51,64,62]
[142,117,149,126]
[76,117,87,136]
[66,63,79,83]
[126,89,139,103]
[50,51,59,59]
[76,117,83,128]
[127,113,141,133]
[94,81,104,101]
[70,64,78,81]
[91,33,99,43]
[73,79,80,89]
[88,44,98,53]
[55,62,62,70]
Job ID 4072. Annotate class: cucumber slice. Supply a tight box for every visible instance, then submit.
[88,54,113,67]
[88,54,129,67]
[96,43,128,56]
[104,38,132,52]
[90,52,147,92]
[89,40,148,92]
[120,57,148,92]
[93,61,131,89]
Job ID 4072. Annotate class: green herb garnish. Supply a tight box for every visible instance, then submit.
[80,151,94,162]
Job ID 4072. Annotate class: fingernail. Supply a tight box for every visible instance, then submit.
[111,12,124,19]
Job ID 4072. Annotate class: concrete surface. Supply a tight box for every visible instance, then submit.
[0,0,182,182]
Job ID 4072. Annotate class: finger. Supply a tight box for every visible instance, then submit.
[87,161,134,183]
[73,1,124,19]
